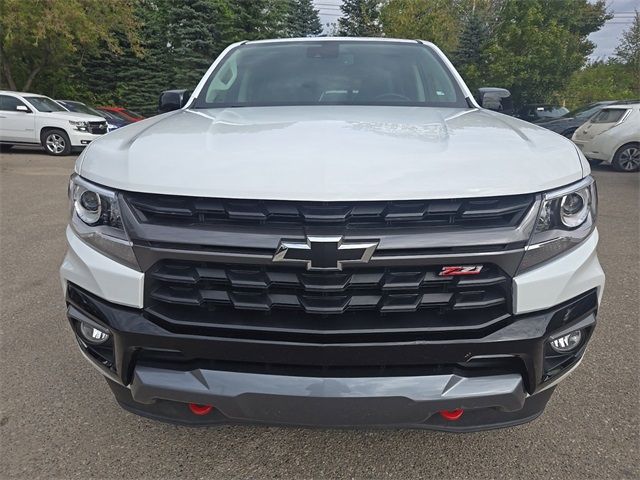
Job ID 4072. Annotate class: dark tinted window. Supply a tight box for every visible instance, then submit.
[568,103,608,119]
[591,108,629,124]
[195,41,467,108]
[0,95,28,111]
[59,101,105,118]
[534,105,569,119]
[24,96,66,112]
[122,109,143,119]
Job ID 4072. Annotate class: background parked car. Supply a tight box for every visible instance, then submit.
[0,91,108,156]
[57,100,130,131]
[515,104,570,123]
[96,106,145,123]
[536,101,619,137]
[572,102,640,172]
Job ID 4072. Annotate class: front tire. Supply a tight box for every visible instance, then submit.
[41,129,71,156]
[612,143,640,172]
[0,144,13,153]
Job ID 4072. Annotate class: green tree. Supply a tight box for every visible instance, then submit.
[167,0,236,90]
[564,12,640,108]
[380,0,460,53]
[615,11,640,65]
[73,0,177,114]
[0,0,139,92]
[452,1,504,90]
[287,0,323,37]
[231,0,292,41]
[614,10,640,94]
[338,0,383,36]
[564,61,637,108]
[476,0,610,105]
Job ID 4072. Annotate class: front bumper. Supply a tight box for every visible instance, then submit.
[107,367,556,431]
[68,130,105,147]
[65,282,597,430]
[573,139,611,163]
[61,219,604,430]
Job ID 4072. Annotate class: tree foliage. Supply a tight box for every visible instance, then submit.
[381,0,460,53]
[73,0,294,115]
[1,0,633,115]
[564,61,638,109]
[288,0,323,37]
[479,0,610,104]
[338,0,383,36]
[0,0,139,92]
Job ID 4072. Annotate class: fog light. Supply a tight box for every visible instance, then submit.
[79,322,110,345]
[550,330,582,353]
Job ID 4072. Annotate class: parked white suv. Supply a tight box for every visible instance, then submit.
[0,91,108,156]
[572,102,640,172]
[61,38,604,431]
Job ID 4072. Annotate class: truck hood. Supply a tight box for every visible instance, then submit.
[78,106,585,201]
[43,111,106,122]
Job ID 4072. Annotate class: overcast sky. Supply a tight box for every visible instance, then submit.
[313,0,639,60]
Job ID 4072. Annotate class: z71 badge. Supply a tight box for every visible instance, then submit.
[439,265,483,276]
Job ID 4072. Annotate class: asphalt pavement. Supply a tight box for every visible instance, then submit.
[1,149,638,479]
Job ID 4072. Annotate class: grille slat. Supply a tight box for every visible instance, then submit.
[147,262,509,321]
[149,263,506,294]
[87,121,108,135]
[127,193,534,228]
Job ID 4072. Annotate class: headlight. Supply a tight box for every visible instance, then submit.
[519,176,597,272]
[69,120,89,131]
[69,174,139,270]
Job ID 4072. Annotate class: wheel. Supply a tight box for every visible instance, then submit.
[41,129,71,156]
[0,144,13,153]
[612,143,640,172]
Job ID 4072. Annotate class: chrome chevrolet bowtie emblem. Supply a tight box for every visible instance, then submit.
[273,236,378,271]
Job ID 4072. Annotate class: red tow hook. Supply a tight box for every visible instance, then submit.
[439,408,464,421]
[188,403,214,416]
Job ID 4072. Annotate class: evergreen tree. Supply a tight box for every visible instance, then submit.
[613,11,640,95]
[338,0,382,37]
[288,0,323,37]
[614,11,640,65]
[454,13,489,67]
[231,0,292,40]
[167,0,235,90]
[76,0,176,115]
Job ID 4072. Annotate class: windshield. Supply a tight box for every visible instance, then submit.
[195,41,467,108]
[25,96,66,112]
[61,101,104,117]
[567,103,608,119]
[121,108,143,119]
[534,106,569,118]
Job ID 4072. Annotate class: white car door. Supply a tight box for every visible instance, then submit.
[0,94,37,143]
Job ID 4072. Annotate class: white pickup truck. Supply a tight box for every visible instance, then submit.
[0,91,108,155]
[60,38,604,431]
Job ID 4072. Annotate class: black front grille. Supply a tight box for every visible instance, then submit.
[88,121,108,135]
[126,193,534,229]
[145,260,512,342]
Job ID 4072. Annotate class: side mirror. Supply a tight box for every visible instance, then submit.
[158,89,192,113]
[477,88,513,115]
[16,105,31,113]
